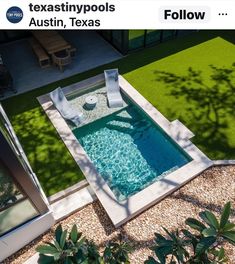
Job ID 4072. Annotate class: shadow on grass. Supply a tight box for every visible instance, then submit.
[1,30,235,195]
[154,63,235,159]
[10,107,84,196]
[2,31,235,117]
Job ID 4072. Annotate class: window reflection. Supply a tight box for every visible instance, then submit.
[0,160,24,211]
[146,30,162,45]
[128,30,145,50]
[0,160,38,236]
[112,30,123,50]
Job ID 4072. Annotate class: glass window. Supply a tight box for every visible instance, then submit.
[100,30,112,41]
[146,30,162,45]
[128,30,145,50]
[0,106,37,186]
[5,31,29,41]
[0,160,39,236]
[176,30,197,37]
[162,30,177,41]
[0,160,24,210]
[112,30,123,50]
[0,32,7,43]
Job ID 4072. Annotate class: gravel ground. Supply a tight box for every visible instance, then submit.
[3,165,235,264]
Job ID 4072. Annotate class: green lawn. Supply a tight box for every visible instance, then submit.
[1,30,235,196]
[125,36,235,160]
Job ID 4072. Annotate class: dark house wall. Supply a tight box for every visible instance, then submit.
[98,30,198,55]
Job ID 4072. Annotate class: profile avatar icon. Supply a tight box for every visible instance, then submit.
[6,6,23,23]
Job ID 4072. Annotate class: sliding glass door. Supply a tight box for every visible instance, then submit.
[0,160,39,236]
[0,103,50,237]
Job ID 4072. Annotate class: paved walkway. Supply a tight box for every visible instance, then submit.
[0,31,122,98]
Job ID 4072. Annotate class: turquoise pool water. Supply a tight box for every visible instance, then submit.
[74,105,191,200]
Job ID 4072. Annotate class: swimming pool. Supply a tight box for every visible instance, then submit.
[39,73,212,227]
[73,103,191,201]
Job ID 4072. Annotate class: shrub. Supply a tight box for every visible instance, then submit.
[103,239,132,264]
[145,202,235,264]
[36,224,132,264]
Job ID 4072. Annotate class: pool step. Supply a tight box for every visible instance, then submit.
[170,119,195,139]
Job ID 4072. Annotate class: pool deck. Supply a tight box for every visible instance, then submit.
[38,74,213,227]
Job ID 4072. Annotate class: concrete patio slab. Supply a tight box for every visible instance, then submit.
[51,185,96,221]
[48,179,89,204]
[0,31,122,98]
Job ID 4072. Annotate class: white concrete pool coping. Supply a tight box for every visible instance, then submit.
[38,74,214,227]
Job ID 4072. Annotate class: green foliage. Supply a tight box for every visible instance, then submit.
[210,248,228,263]
[85,241,102,264]
[103,239,132,264]
[220,202,231,229]
[185,218,206,232]
[152,229,189,264]
[37,224,87,264]
[37,225,131,264]
[2,31,235,196]
[145,202,235,264]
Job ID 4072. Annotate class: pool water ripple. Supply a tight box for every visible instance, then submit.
[74,105,190,201]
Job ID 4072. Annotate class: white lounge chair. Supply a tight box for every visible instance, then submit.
[50,87,83,127]
[104,69,123,108]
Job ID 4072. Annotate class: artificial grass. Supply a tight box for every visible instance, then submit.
[1,30,235,196]
[124,36,235,159]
